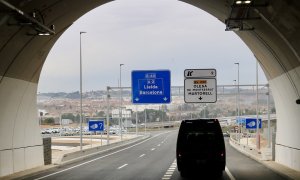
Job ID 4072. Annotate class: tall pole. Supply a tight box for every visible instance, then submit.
[233,80,237,116]
[135,105,138,136]
[106,86,110,145]
[60,112,62,137]
[161,105,164,129]
[233,79,238,140]
[79,31,86,151]
[119,64,124,141]
[256,60,260,150]
[234,62,240,143]
[144,108,147,135]
[267,84,271,148]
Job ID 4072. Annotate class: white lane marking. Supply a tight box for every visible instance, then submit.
[162,159,177,180]
[151,148,156,151]
[34,131,171,180]
[225,166,236,180]
[139,154,145,158]
[117,163,128,169]
[157,144,161,146]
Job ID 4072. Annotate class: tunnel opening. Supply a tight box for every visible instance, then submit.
[37,0,268,168]
[0,0,300,177]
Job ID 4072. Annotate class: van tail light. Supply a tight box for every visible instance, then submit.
[178,152,182,158]
[220,152,224,157]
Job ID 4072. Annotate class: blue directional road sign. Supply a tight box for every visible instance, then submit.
[245,118,262,129]
[88,120,104,132]
[132,70,171,104]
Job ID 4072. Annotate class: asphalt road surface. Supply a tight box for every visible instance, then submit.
[19,130,288,180]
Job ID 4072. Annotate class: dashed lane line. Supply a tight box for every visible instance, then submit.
[151,148,156,151]
[139,154,145,158]
[162,160,236,180]
[117,163,128,170]
[162,159,177,180]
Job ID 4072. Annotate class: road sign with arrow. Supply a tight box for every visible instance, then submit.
[184,78,217,103]
[131,70,171,104]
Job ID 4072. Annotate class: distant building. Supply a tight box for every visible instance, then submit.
[62,119,73,125]
[112,109,132,118]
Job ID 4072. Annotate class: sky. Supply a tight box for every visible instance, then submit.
[38,0,267,93]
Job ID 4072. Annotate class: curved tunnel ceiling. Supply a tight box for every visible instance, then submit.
[0,0,299,95]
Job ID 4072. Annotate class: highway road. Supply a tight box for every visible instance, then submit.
[20,130,288,180]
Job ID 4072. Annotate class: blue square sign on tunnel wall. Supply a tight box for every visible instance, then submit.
[132,70,171,104]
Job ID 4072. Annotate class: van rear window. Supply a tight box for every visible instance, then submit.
[181,120,221,133]
[185,131,216,149]
[178,120,223,150]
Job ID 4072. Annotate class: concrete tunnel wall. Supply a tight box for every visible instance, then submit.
[0,0,300,176]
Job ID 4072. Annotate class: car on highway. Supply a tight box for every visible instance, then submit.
[176,119,226,177]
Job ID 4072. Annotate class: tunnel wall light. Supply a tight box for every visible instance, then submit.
[235,0,252,4]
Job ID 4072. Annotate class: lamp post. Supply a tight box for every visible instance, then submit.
[266,84,271,148]
[106,86,111,145]
[119,63,124,141]
[234,62,240,142]
[233,79,238,140]
[233,80,237,116]
[79,31,86,151]
[256,60,260,150]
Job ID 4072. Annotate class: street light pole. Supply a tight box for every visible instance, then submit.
[233,79,238,140]
[233,80,237,116]
[267,84,271,148]
[256,60,260,151]
[234,62,240,143]
[106,86,110,145]
[79,31,86,151]
[119,64,124,141]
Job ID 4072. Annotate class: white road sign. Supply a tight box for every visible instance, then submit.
[184,69,216,78]
[184,78,217,103]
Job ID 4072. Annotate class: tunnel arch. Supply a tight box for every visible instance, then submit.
[0,0,299,176]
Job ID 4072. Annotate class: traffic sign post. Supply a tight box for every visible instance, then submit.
[132,70,171,104]
[88,120,104,147]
